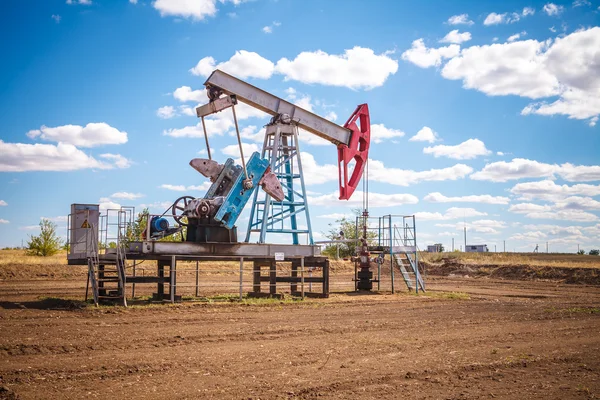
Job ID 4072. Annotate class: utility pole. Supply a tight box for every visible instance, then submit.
[503,240,506,253]
[464,226,467,252]
[452,238,454,252]
[546,242,548,253]
[494,244,497,252]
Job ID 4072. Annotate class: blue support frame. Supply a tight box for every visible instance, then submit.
[245,123,313,245]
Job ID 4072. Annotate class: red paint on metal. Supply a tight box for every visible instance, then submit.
[337,104,370,200]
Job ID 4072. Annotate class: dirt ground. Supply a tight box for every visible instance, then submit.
[1,256,600,399]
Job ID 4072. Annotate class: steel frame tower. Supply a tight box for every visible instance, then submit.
[245,120,313,245]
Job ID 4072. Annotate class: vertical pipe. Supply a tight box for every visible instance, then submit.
[200,116,212,160]
[132,261,136,298]
[377,260,381,291]
[195,260,199,297]
[301,257,305,300]
[239,257,244,301]
[170,255,176,304]
[414,215,420,294]
[231,105,248,180]
[389,215,394,294]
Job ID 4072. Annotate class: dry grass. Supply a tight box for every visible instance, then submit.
[421,251,600,269]
[0,249,68,266]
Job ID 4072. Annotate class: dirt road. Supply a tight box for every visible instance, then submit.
[1,273,600,399]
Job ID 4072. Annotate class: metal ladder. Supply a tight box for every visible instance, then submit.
[392,224,425,293]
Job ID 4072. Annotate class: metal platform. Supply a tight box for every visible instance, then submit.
[68,241,322,265]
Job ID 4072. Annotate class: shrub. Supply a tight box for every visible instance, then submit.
[26,219,62,257]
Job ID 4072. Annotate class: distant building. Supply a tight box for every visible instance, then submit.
[466,244,489,253]
[427,243,443,253]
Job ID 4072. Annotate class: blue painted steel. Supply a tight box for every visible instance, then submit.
[151,217,169,233]
[214,152,269,229]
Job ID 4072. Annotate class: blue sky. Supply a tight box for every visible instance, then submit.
[1,0,599,252]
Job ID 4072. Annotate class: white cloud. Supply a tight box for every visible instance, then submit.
[437,27,600,124]
[369,160,473,186]
[415,207,487,221]
[522,7,535,16]
[51,14,61,23]
[99,154,132,169]
[262,26,272,34]
[99,197,120,211]
[370,124,405,143]
[221,142,260,158]
[129,0,138,3]
[472,158,600,183]
[159,182,211,192]
[497,151,504,156]
[0,200,6,206]
[27,123,127,148]
[309,191,418,208]
[173,86,205,103]
[401,39,460,68]
[554,196,600,211]
[509,231,547,241]
[0,219,9,224]
[110,192,144,200]
[276,47,398,90]
[447,14,474,25]
[440,30,472,44]
[163,118,232,138]
[436,219,506,234]
[573,0,591,6]
[526,209,598,222]
[297,152,338,185]
[543,3,564,15]
[324,111,337,122]
[423,138,491,160]
[424,192,510,205]
[409,126,439,143]
[0,141,120,172]
[442,40,559,99]
[66,0,91,4]
[511,180,600,201]
[508,203,553,213]
[317,213,351,219]
[483,12,507,25]
[152,0,218,20]
[190,50,275,79]
[157,106,177,119]
[507,31,527,42]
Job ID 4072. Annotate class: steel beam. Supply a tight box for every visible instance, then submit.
[203,70,351,146]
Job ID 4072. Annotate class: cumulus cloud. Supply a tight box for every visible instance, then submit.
[0,200,7,206]
[415,207,487,221]
[157,106,177,119]
[447,27,600,124]
[401,39,460,68]
[0,141,128,172]
[409,126,439,143]
[27,123,127,147]
[221,142,260,159]
[190,50,275,79]
[159,182,212,192]
[424,192,510,205]
[423,138,491,160]
[370,124,405,143]
[99,154,132,169]
[472,158,600,183]
[440,30,472,44]
[309,191,418,208]
[508,203,553,213]
[153,0,218,20]
[110,192,144,200]
[507,31,527,42]
[543,3,564,15]
[369,160,473,186]
[173,86,205,103]
[510,180,600,201]
[447,14,474,25]
[275,47,398,90]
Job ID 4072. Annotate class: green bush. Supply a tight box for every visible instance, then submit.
[26,219,62,257]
